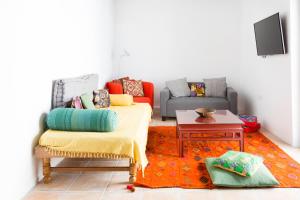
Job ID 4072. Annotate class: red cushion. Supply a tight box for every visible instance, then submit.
[106,82,123,94]
[133,96,151,105]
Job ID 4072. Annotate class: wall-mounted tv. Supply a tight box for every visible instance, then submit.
[254,13,285,56]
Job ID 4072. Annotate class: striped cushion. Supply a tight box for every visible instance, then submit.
[47,108,118,132]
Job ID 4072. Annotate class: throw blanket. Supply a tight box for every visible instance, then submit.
[47,108,118,132]
[39,103,152,171]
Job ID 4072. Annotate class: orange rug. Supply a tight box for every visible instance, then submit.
[135,126,300,188]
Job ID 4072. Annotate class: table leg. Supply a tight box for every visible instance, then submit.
[239,131,244,152]
[177,128,184,157]
[179,138,183,157]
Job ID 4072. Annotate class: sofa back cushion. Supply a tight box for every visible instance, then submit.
[166,78,191,97]
[203,77,227,98]
[107,82,124,94]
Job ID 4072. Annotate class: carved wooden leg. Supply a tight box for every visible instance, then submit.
[240,131,245,152]
[43,158,52,184]
[129,159,137,184]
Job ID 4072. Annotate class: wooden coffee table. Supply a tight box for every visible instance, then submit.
[176,110,244,157]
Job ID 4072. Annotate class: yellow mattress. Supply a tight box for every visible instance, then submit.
[39,103,152,171]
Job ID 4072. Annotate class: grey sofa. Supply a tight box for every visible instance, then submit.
[160,83,237,120]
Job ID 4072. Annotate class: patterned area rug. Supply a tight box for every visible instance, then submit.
[135,126,300,188]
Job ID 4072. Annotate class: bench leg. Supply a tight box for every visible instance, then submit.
[43,158,52,184]
[129,159,137,184]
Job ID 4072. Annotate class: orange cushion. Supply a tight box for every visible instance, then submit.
[133,96,151,105]
[106,82,123,94]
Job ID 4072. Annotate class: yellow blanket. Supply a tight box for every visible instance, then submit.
[39,103,152,171]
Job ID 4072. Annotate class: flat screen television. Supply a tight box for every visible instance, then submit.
[254,13,285,56]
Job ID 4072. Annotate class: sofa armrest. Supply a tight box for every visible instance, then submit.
[160,87,171,117]
[226,87,238,114]
[142,81,154,108]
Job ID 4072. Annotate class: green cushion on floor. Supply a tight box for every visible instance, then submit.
[206,157,279,187]
[212,151,263,177]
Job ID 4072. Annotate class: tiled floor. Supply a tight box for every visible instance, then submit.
[24,110,300,200]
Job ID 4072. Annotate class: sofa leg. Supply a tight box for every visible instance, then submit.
[162,116,167,121]
[43,158,52,184]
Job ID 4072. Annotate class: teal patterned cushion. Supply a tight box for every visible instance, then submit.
[47,108,118,132]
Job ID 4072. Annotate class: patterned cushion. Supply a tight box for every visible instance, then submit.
[212,151,263,177]
[70,96,83,109]
[93,89,110,108]
[190,83,205,97]
[122,79,144,97]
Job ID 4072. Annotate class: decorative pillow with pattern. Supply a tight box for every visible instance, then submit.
[122,79,144,97]
[212,151,263,177]
[190,83,205,97]
[93,89,110,108]
[70,96,83,109]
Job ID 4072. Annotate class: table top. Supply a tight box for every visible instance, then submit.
[176,110,243,125]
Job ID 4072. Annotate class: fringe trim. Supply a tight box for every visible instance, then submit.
[43,147,133,160]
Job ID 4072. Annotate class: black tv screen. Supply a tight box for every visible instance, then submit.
[254,13,285,56]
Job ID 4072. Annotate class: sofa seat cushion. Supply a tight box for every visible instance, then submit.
[133,96,151,105]
[166,97,229,117]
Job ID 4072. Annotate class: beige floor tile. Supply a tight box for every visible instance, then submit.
[24,191,62,200]
[35,174,78,191]
[179,189,223,200]
[61,192,101,200]
[116,159,130,166]
[56,160,89,168]
[252,188,300,200]
[55,160,89,175]
[142,189,179,200]
[80,161,118,175]
[62,158,91,162]
[87,160,118,167]
[101,192,143,200]
[89,158,117,161]
[105,173,130,193]
[68,173,111,191]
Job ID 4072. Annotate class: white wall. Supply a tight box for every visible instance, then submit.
[239,0,292,145]
[114,0,296,146]
[114,0,242,107]
[0,0,114,199]
[290,0,300,147]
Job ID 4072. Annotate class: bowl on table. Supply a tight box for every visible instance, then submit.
[195,108,216,118]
